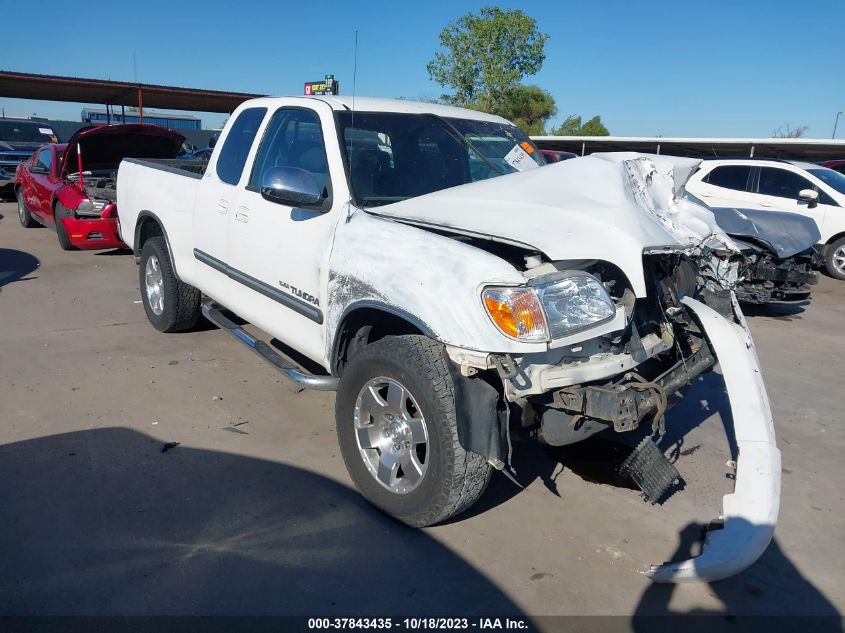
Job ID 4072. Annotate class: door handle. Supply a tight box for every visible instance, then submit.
[235,206,249,223]
[216,199,229,214]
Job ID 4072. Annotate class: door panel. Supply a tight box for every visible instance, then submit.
[226,106,337,361]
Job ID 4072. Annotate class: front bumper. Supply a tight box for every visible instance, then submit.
[645,296,780,582]
[60,215,126,250]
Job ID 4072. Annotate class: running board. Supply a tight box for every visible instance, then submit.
[201,303,339,391]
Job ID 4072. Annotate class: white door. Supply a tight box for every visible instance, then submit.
[746,167,829,238]
[226,105,340,363]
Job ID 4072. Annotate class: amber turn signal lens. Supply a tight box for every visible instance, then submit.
[482,288,549,341]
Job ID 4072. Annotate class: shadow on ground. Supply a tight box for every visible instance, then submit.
[0,247,39,288]
[632,524,841,630]
[0,428,527,617]
[94,248,134,257]
[741,301,807,321]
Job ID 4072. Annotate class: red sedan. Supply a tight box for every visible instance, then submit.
[541,149,577,163]
[820,159,845,175]
[15,124,184,250]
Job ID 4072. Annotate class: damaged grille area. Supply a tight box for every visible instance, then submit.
[534,253,719,445]
[735,248,821,304]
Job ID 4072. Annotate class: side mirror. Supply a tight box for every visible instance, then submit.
[798,188,819,208]
[260,166,323,208]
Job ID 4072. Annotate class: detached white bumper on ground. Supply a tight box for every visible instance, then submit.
[647,296,781,583]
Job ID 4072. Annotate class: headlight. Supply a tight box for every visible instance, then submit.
[482,272,615,341]
[482,287,549,341]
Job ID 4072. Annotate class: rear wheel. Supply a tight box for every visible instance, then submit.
[17,190,37,228]
[335,335,491,527]
[825,237,845,281]
[55,203,75,251]
[139,236,201,332]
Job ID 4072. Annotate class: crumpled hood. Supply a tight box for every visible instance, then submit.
[61,124,185,176]
[710,207,820,259]
[370,155,732,296]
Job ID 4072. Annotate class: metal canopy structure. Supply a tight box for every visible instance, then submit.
[0,70,262,114]
[531,135,845,162]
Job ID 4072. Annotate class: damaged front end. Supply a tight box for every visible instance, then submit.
[733,242,820,304]
[481,250,780,583]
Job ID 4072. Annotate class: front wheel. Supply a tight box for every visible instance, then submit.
[335,335,491,527]
[17,190,37,228]
[138,236,201,332]
[55,203,75,251]
[825,237,845,280]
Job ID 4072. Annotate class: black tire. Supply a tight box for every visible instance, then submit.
[17,189,37,228]
[335,335,492,527]
[138,236,201,332]
[824,237,845,281]
[55,203,75,251]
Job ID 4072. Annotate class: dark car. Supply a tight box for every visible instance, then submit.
[0,118,59,199]
[15,124,184,251]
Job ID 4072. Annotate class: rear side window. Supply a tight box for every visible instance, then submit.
[705,165,751,191]
[216,107,267,185]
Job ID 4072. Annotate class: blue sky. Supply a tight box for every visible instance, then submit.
[2,0,843,137]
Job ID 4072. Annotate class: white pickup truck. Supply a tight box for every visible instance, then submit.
[117,96,780,582]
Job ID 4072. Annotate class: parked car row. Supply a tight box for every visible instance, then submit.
[13,124,184,250]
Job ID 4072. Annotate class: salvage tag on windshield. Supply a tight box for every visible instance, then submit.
[503,144,538,171]
[39,127,54,136]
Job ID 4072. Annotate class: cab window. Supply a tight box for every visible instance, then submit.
[216,107,267,185]
[249,108,329,200]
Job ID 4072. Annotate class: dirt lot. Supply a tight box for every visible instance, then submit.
[1,200,843,623]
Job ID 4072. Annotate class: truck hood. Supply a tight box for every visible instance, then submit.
[60,124,185,176]
[369,155,735,296]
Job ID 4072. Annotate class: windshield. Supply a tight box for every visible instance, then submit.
[337,112,543,207]
[808,168,845,195]
[0,121,57,143]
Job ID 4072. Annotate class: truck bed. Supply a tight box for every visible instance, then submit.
[123,158,208,179]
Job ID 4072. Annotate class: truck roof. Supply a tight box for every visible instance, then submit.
[245,96,511,124]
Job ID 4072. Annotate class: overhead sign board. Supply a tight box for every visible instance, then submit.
[304,74,339,96]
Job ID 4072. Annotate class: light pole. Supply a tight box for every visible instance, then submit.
[833,112,845,139]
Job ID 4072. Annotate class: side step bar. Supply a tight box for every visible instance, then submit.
[201,303,339,391]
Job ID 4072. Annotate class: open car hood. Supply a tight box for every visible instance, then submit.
[60,124,185,177]
[710,206,820,259]
[369,154,736,296]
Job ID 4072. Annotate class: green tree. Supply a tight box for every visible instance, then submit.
[496,84,557,135]
[551,114,610,136]
[427,7,549,112]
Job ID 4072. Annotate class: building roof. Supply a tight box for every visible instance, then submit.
[531,135,845,162]
[0,70,261,113]
[81,108,201,121]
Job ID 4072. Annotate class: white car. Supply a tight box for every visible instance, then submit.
[686,158,845,279]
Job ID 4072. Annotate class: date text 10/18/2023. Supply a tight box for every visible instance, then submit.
[307,618,530,630]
